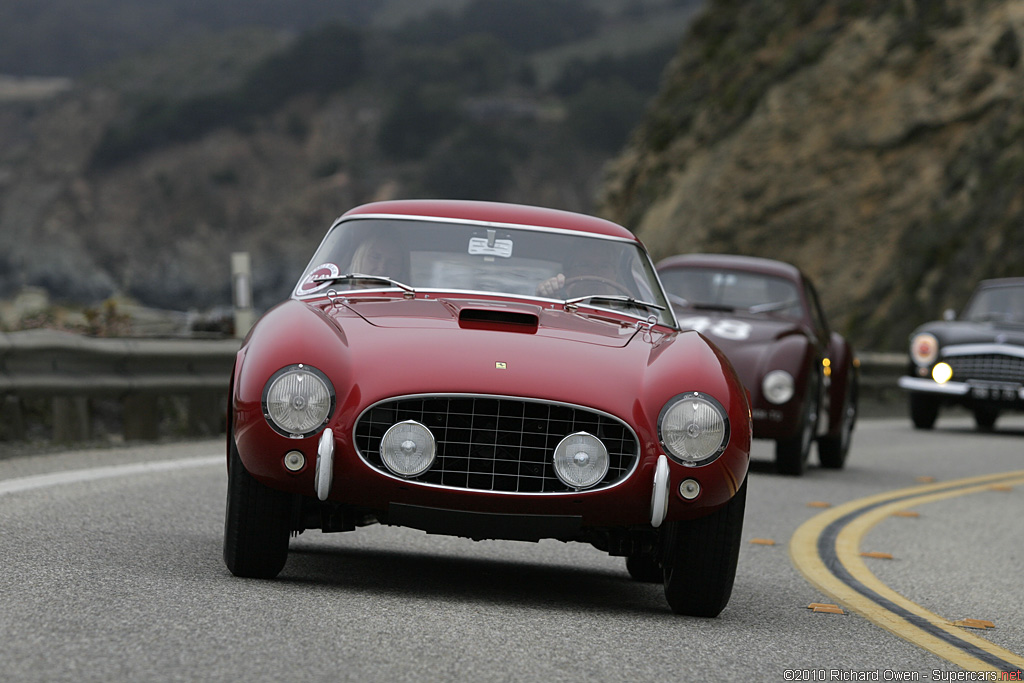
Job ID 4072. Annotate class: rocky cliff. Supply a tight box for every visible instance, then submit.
[601,0,1024,350]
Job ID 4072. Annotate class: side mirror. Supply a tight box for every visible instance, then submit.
[943,308,956,322]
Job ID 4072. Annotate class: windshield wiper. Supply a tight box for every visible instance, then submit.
[747,298,799,314]
[313,272,415,293]
[691,302,736,313]
[564,294,666,314]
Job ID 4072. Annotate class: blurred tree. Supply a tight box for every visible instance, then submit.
[377,85,464,160]
[564,79,648,152]
[419,125,525,200]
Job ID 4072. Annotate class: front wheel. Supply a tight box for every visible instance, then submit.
[776,376,819,476]
[819,379,857,469]
[909,393,940,430]
[661,477,747,617]
[223,438,293,579]
[973,405,999,431]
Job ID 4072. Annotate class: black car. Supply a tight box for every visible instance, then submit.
[899,278,1024,430]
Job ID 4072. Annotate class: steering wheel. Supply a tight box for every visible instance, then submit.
[562,275,633,298]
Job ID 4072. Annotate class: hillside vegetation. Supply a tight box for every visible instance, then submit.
[0,0,696,320]
[601,0,1024,350]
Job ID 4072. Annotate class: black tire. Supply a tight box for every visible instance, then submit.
[818,379,857,469]
[776,376,818,476]
[909,393,939,430]
[223,438,293,579]
[973,405,999,431]
[625,554,662,583]
[661,478,747,617]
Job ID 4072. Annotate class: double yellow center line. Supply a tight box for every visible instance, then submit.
[790,470,1024,673]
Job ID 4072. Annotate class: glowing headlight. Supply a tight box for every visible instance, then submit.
[762,370,795,405]
[380,420,436,477]
[553,432,609,489]
[262,364,334,438]
[910,333,939,366]
[932,362,953,384]
[659,392,730,467]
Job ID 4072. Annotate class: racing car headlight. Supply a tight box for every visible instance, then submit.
[910,333,939,366]
[658,392,730,467]
[380,420,436,477]
[262,364,334,438]
[762,370,795,405]
[553,432,609,489]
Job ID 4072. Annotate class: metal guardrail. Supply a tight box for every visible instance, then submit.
[0,329,240,443]
[0,330,909,444]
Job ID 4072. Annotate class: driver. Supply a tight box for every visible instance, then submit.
[536,240,623,298]
[348,233,407,279]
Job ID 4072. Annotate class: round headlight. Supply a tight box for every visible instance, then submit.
[263,364,334,438]
[659,392,730,466]
[910,333,939,366]
[553,432,610,489]
[762,370,795,405]
[380,420,436,478]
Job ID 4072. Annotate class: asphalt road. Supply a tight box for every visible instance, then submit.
[1,413,1021,682]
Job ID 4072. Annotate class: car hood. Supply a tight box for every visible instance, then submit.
[340,296,641,348]
[917,320,1024,347]
[674,310,806,382]
[308,296,699,417]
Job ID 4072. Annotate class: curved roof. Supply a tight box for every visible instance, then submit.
[341,199,637,240]
[656,253,804,283]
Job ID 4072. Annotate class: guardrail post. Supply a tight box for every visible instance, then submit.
[1,396,25,441]
[52,396,90,443]
[123,394,159,441]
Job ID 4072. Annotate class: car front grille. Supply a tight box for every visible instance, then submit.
[945,352,1024,384]
[354,395,639,493]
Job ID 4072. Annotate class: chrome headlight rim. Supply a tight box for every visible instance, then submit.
[552,431,610,490]
[657,391,730,467]
[380,419,437,478]
[261,364,336,439]
[910,332,939,366]
[762,369,795,405]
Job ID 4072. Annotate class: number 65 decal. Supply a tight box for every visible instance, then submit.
[677,316,752,341]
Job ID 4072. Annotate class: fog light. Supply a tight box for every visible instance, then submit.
[380,420,436,478]
[932,362,953,384]
[553,432,609,489]
[679,478,701,500]
[283,450,305,472]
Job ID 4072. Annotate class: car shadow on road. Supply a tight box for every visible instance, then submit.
[280,541,670,616]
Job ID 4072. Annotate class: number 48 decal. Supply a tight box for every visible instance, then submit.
[677,316,752,341]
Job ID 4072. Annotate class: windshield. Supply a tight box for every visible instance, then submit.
[294,217,675,326]
[963,283,1024,324]
[659,267,804,320]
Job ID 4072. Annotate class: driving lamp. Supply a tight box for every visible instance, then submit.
[932,362,953,384]
[659,392,729,466]
[553,432,610,489]
[380,420,436,477]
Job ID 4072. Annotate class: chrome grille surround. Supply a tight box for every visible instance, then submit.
[354,394,640,494]
[943,347,1024,384]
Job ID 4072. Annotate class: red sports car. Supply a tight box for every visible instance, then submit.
[656,254,857,475]
[224,200,751,617]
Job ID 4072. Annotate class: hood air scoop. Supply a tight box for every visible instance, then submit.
[458,307,539,333]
